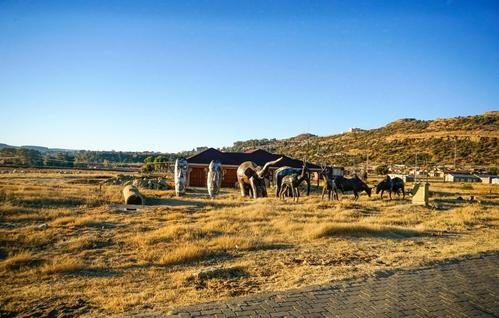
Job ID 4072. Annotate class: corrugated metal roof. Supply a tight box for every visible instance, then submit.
[475,174,498,178]
[447,173,480,178]
[186,148,323,170]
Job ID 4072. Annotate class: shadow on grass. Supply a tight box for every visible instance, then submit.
[430,190,457,197]
[0,249,7,260]
[62,267,121,277]
[121,251,238,271]
[245,242,292,252]
[67,178,106,185]
[5,258,45,271]
[147,197,205,208]
[13,198,86,208]
[146,197,246,210]
[45,298,91,318]
[333,202,381,215]
[77,239,114,250]
[431,198,498,209]
[475,201,499,207]
[76,221,118,229]
[161,250,236,267]
[190,266,250,283]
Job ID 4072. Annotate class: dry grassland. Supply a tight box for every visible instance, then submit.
[0,170,498,317]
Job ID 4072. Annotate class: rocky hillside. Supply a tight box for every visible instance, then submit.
[223,111,499,168]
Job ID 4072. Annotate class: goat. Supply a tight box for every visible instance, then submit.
[279,163,307,202]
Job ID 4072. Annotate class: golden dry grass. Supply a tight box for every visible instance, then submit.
[0,169,498,317]
[158,245,214,265]
[1,251,41,271]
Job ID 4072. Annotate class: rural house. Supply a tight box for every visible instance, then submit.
[186,148,340,187]
[388,174,415,183]
[474,174,499,184]
[444,172,481,183]
[428,169,444,178]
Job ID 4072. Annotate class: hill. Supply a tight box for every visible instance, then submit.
[2,112,498,169]
[223,111,499,168]
[0,143,76,153]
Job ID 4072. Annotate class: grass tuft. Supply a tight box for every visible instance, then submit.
[308,223,422,239]
[39,257,87,275]
[2,251,44,271]
[158,245,218,265]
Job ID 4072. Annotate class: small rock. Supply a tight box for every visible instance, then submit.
[37,223,48,230]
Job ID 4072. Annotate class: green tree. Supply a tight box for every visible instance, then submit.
[487,167,498,175]
[154,156,168,172]
[16,149,43,167]
[142,156,155,173]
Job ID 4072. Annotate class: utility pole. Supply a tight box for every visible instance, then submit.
[415,152,418,183]
[366,152,369,172]
[316,143,323,166]
[454,138,457,170]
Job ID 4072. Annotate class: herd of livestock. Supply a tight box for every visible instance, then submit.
[173,157,406,202]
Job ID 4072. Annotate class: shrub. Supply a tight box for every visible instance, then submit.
[462,183,473,190]
[375,165,389,175]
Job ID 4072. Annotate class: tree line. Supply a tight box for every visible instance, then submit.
[0,147,202,170]
[0,148,161,168]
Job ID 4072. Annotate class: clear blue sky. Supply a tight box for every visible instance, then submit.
[1,0,498,152]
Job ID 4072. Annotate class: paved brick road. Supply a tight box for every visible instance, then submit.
[162,253,499,318]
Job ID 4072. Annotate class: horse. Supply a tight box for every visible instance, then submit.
[376,177,405,200]
[331,175,372,201]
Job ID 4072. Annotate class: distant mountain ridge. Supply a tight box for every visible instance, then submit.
[223,111,499,167]
[2,111,498,168]
[0,143,76,153]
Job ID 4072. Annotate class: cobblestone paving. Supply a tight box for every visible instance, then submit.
[157,253,498,317]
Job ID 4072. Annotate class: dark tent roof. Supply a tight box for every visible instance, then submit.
[187,148,322,170]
